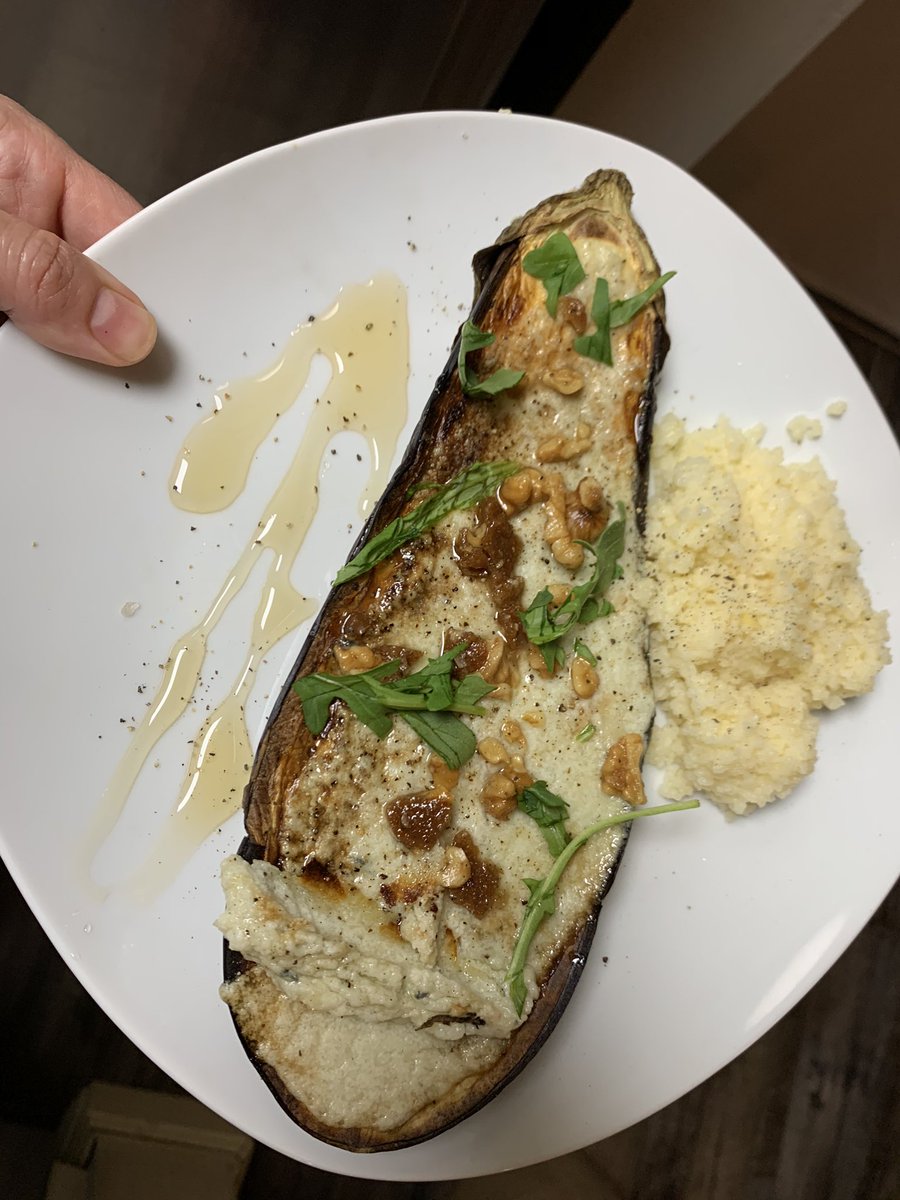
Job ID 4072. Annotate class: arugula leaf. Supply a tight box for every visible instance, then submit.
[293,661,398,735]
[524,876,556,919]
[385,643,462,711]
[332,680,393,738]
[610,271,676,327]
[389,642,464,683]
[505,799,701,1016]
[425,669,454,711]
[457,320,525,399]
[519,502,626,658]
[575,723,596,743]
[544,644,567,673]
[334,460,519,585]
[403,710,475,771]
[516,594,568,672]
[573,276,611,364]
[522,232,586,318]
[519,588,557,646]
[453,673,497,709]
[518,782,570,857]
[405,480,442,498]
[579,596,613,625]
[292,648,494,767]
[574,271,675,366]
[574,640,597,666]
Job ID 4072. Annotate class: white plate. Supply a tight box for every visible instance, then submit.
[1,112,898,1181]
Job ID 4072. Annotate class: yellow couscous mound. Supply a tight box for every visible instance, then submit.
[644,414,890,815]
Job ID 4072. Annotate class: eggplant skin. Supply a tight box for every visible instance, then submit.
[219,169,669,1152]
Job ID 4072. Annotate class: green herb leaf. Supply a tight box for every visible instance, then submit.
[573,276,611,364]
[293,661,398,734]
[553,503,626,631]
[334,460,519,585]
[519,588,558,646]
[519,503,626,657]
[402,710,475,771]
[575,723,596,743]
[522,232,586,318]
[574,271,675,366]
[609,271,676,328]
[457,320,525,399]
[334,682,393,738]
[574,640,596,666]
[543,644,567,673]
[524,876,556,919]
[518,782,570,857]
[425,670,454,711]
[292,649,494,767]
[453,673,497,710]
[405,480,442,498]
[506,963,528,1016]
[505,799,701,1015]
[388,642,464,686]
[385,643,462,711]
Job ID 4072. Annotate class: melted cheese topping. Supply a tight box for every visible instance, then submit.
[218,226,660,1133]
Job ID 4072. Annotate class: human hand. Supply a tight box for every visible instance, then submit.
[0,96,156,366]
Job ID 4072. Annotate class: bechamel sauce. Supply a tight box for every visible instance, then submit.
[85,275,409,898]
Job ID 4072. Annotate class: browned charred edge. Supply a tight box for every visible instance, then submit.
[238,238,520,858]
[222,167,668,1151]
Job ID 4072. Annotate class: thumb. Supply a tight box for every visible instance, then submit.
[0,208,157,366]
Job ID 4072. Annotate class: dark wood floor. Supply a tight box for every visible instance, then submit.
[2,6,899,1195]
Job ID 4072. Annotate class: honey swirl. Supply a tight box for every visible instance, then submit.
[84,275,409,898]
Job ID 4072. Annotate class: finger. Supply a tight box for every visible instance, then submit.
[0,208,157,366]
[0,95,141,249]
[60,153,142,250]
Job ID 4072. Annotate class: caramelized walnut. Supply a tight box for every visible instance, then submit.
[447,831,501,917]
[535,423,593,464]
[558,295,587,333]
[477,737,510,765]
[571,656,599,699]
[565,477,610,542]
[333,644,380,673]
[334,637,420,677]
[429,754,459,796]
[543,368,584,396]
[521,710,545,727]
[601,734,647,806]
[551,536,584,568]
[541,472,569,544]
[481,772,517,820]
[440,846,471,888]
[500,718,526,748]
[503,755,534,793]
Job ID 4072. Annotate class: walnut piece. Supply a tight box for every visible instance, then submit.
[601,733,647,806]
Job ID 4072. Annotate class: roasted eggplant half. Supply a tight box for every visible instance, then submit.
[217,169,670,1151]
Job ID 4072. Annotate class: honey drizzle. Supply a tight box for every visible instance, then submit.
[85,275,409,897]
